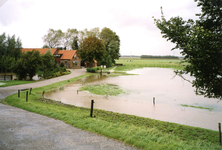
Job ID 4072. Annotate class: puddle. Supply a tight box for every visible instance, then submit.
[45,68,222,131]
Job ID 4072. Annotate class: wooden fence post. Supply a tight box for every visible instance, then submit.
[90,100,94,117]
[153,97,155,105]
[219,123,221,145]
[18,90,20,98]
[29,88,32,95]
[26,91,28,102]
[42,91,45,98]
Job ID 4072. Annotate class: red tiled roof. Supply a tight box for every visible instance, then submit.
[57,50,76,60]
[22,48,57,55]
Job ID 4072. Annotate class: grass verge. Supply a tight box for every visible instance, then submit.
[181,104,213,111]
[0,80,36,87]
[3,74,221,150]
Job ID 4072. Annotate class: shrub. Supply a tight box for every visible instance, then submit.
[61,67,66,72]
[60,63,64,67]
[87,68,97,73]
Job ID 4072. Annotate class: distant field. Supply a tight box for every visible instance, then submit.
[115,57,185,71]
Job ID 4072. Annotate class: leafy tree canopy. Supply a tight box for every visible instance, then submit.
[0,32,22,73]
[153,0,222,99]
[42,29,63,48]
[100,27,120,67]
[78,36,106,64]
[14,50,42,80]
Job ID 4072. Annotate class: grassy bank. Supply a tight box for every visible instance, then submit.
[181,104,213,111]
[114,58,185,72]
[80,84,127,96]
[3,75,221,150]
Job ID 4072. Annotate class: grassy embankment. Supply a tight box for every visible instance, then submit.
[3,71,221,150]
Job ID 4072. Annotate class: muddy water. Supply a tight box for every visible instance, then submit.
[45,68,222,131]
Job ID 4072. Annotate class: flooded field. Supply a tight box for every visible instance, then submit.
[45,68,222,131]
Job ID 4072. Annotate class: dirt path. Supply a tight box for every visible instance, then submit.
[0,69,137,149]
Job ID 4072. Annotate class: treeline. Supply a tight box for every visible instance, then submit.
[43,27,120,67]
[0,33,68,80]
[140,55,179,59]
[120,55,140,58]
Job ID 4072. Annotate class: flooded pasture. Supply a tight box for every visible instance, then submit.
[45,68,222,131]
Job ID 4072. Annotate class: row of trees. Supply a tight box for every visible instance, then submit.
[153,0,222,99]
[140,55,179,59]
[13,50,57,80]
[43,27,120,67]
[0,33,66,80]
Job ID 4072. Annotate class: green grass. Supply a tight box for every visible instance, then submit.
[181,104,213,111]
[2,74,222,150]
[114,58,185,72]
[0,80,36,87]
[79,84,127,96]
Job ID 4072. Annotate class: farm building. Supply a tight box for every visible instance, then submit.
[21,48,81,69]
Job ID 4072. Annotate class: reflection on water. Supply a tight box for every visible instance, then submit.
[45,68,222,131]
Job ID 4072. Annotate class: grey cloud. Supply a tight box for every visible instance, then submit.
[0,0,33,26]
[0,0,8,8]
[110,9,157,31]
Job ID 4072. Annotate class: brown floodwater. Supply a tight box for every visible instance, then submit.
[45,68,222,131]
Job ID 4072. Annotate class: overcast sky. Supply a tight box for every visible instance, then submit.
[0,0,201,56]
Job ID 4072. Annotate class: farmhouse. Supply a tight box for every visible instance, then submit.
[21,48,81,69]
[55,50,81,69]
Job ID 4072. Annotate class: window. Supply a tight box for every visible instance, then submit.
[73,61,78,66]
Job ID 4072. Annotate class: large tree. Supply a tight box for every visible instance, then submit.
[78,36,106,64]
[0,33,22,73]
[62,28,78,50]
[153,0,222,99]
[71,36,79,50]
[14,50,42,80]
[100,27,120,67]
[41,50,55,78]
[42,29,63,48]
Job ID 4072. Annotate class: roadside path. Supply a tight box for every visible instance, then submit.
[0,69,86,100]
[0,69,137,150]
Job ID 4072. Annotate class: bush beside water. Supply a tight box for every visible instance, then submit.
[86,67,101,73]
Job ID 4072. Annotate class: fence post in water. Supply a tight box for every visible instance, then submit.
[26,91,28,102]
[42,91,45,98]
[29,88,32,95]
[90,100,94,117]
[18,90,20,98]
[219,123,221,145]
[153,97,155,105]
